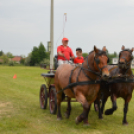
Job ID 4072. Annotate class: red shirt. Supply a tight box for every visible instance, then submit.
[57,45,74,60]
[74,57,84,64]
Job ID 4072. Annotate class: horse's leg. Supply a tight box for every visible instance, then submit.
[56,90,63,120]
[94,96,103,119]
[105,94,117,115]
[83,105,91,126]
[75,94,90,126]
[97,99,103,119]
[94,99,99,112]
[65,97,71,119]
[101,95,108,114]
[123,95,132,125]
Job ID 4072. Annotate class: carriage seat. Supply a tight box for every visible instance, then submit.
[41,73,55,78]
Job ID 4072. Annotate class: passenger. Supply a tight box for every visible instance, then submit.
[57,38,75,66]
[74,48,84,64]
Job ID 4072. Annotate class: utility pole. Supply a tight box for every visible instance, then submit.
[50,0,54,70]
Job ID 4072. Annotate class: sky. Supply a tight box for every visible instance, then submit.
[0,0,134,56]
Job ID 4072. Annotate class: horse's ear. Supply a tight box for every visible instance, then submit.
[131,47,134,52]
[102,46,106,52]
[121,45,125,50]
[94,46,99,53]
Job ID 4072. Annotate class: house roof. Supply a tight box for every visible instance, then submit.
[12,56,22,62]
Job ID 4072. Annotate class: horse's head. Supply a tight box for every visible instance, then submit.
[94,46,110,79]
[118,45,134,69]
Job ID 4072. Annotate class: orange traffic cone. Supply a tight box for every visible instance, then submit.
[13,74,17,79]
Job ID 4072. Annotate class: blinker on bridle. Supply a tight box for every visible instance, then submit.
[94,52,109,74]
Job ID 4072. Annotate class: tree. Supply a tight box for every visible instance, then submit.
[38,42,46,61]
[20,58,25,64]
[107,51,118,64]
[25,42,49,66]
[25,53,32,66]
[30,47,40,66]
[0,54,9,64]
[0,51,4,56]
[6,52,14,58]
[82,53,88,58]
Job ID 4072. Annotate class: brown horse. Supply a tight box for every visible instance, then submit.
[97,46,134,125]
[55,46,110,125]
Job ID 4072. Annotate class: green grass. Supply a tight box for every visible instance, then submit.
[0,66,134,134]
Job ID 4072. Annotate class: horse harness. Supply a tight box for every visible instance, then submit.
[57,50,109,94]
[106,49,134,86]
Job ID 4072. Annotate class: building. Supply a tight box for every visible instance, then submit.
[112,58,134,69]
[112,58,118,64]
[12,56,22,64]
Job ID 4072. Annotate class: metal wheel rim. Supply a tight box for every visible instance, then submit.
[50,89,55,112]
[40,87,45,107]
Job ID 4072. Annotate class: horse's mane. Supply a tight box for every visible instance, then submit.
[120,49,132,54]
[123,49,131,51]
[84,49,107,60]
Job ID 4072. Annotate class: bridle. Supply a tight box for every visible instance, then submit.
[82,51,109,80]
[94,53,109,74]
[118,49,133,74]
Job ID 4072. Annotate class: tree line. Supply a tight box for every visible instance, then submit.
[0,43,119,66]
[0,42,50,66]
[25,42,50,66]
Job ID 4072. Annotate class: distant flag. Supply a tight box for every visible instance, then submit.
[13,74,17,79]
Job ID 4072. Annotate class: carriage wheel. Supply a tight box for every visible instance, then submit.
[49,87,57,114]
[40,84,48,109]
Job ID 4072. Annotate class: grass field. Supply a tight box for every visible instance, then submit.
[0,66,134,134]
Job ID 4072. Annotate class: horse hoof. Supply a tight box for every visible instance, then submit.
[105,109,113,115]
[75,117,80,125]
[123,122,128,126]
[64,113,69,119]
[94,104,99,112]
[99,117,103,120]
[57,117,62,121]
[83,123,90,127]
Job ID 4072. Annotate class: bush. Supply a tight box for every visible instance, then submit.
[8,61,14,66]
[40,58,50,66]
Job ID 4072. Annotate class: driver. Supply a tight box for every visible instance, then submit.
[57,38,75,66]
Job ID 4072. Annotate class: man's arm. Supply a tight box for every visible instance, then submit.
[70,48,75,59]
[57,46,64,57]
[71,55,75,60]
[57,51,64,57]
